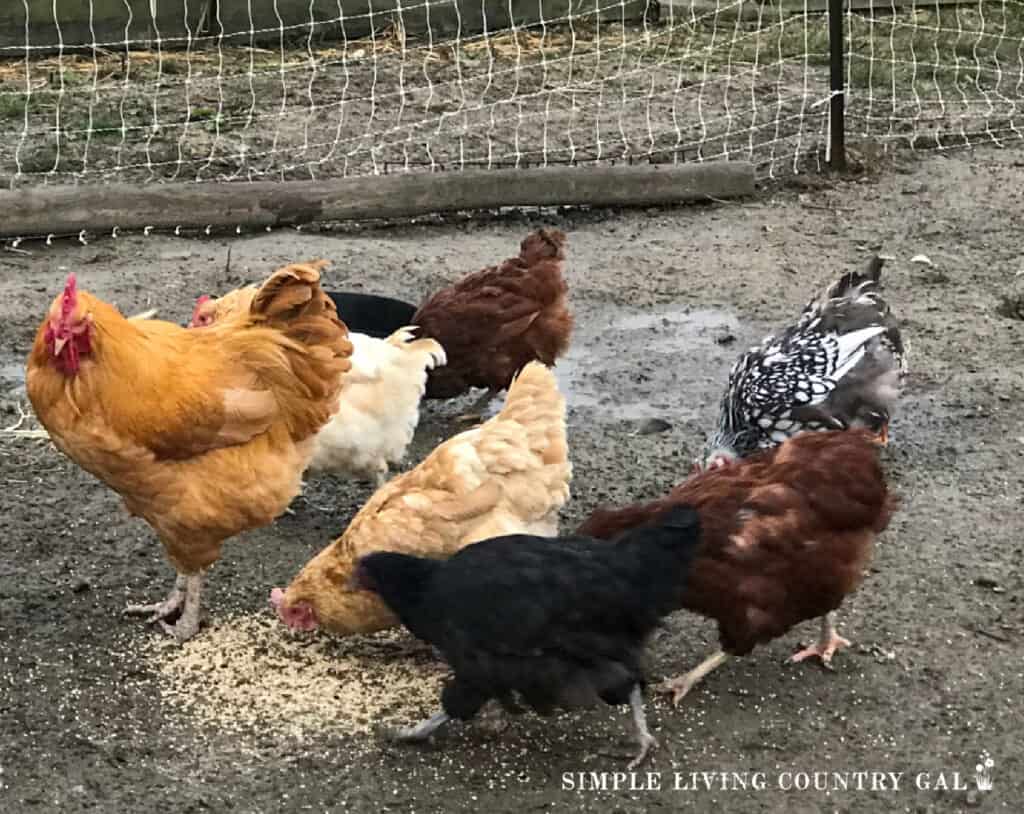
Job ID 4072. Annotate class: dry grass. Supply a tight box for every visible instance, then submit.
[0,7,1019,182]
[146,612,448,745]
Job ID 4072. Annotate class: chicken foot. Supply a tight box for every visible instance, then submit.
[790,612,850,668]
[475,700,510,734]
[124,573,206,642]
[388,711,452,742]
[626,685,659,770]
[658,650,729,707]
[123,574,186,622]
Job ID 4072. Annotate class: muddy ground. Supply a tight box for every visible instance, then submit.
[1,144,1023,813]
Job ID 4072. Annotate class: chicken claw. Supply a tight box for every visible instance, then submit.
[475,701,510,734]
[658,650,729,707]
[125,573,205,642]
[123,575,186,622]
[628,734,659,771]
[790,613,850,669]
[387,711,451,743]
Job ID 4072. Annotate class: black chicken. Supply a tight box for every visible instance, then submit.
[348,505,703,768]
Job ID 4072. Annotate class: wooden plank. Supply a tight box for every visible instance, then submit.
[0,162,755,238]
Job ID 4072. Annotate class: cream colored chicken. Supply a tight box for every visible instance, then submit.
[304,328,445,483]
[270,361,571,636]
[190,269,445,484]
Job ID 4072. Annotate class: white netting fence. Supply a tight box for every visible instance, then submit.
[0,0,1022,189]
[845,1,1024,151]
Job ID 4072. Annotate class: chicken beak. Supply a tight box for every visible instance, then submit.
[51,336,69,357]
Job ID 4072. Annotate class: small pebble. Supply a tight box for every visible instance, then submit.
[636,418,672,435]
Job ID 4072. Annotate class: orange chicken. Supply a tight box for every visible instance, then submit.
[271,361,571,636]
[26,264,352,640]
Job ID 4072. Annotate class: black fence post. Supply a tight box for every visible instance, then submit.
[828,0,847,172]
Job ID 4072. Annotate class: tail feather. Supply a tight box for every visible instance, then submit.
[250,260,334,323]
[245,261,354,440]
[484,361,569,487]
[518,228,567,265]
[863,254,886,283]
[825,255,886,301]
[494,363,566,454]
[386,327,448,370]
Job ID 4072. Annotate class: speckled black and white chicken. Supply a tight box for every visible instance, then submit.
[701,256,906,468]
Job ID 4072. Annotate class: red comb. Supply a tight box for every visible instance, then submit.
[60,272,78,319]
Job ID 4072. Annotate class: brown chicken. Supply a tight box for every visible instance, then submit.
[412,228,573,418]
[271,361,571,636]
[577,430,896,705]
[26,264,353,641]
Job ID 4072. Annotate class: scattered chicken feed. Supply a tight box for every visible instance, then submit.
[145,611,447,743]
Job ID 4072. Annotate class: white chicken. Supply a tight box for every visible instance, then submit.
[306,327,446,484]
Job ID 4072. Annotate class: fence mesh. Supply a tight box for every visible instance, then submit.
[0,0,1020,191]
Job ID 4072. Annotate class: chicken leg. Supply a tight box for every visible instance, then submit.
[124,572,205,642]
[626,685,659,770]
[790,612,850,668]
[658,650,729,707]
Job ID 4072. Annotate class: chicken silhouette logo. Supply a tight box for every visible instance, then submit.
[974,752,995,792]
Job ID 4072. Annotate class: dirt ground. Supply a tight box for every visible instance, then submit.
[1,143,1023,813]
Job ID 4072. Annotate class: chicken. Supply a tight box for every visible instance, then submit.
[192,283,446,484]
[191,270,445,484]
[348,505,702,768]
[271,361,570,636]
[322,291,417,339]
[26,264,353,641]
[411,228,573,420]
[577,430,896,706]
[702,256,906,468]
[306,329,446,483]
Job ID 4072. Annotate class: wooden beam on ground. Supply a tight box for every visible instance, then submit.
[0,162,755,238]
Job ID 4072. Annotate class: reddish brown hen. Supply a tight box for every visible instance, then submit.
[577,429,897,705]
[412,228,573,416]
